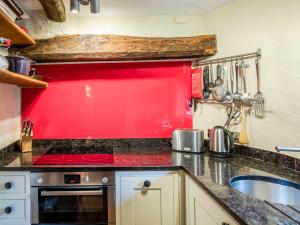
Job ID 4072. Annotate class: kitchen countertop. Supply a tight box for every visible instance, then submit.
[0,144,300,225]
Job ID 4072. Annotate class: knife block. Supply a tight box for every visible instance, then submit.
[20,132,33,153]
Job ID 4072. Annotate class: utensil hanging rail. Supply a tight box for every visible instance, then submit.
[193,48,261,68]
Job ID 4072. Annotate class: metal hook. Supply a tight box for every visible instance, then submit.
[230,58,234,66]
[238,56,242,65]
[256,54,260,61]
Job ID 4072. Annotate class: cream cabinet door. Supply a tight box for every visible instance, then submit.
[192,198,218,225]
[116,171,180,225]
[186,175,239,225]
[0,171,30,225]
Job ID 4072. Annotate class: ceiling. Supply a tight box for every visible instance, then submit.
[15,0,234,17]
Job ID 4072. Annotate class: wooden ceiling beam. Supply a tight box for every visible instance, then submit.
[38,0,66,22]
[12,34,217,63]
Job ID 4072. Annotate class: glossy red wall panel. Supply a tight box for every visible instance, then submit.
[22,62,192,139]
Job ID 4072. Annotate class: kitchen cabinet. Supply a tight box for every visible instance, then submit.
[0,171,30,225]
[116,171,181,225]
[185,175,239,225]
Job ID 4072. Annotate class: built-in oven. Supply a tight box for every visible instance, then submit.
[31,172,115,225]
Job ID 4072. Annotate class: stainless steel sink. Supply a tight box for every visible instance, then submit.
[229,176,300,206]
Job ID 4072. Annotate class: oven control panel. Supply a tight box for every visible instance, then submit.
[64,174,81,184]
[30,172,115,186]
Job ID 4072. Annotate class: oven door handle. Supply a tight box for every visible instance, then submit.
[41,190,103,196]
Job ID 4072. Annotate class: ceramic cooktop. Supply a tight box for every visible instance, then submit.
[32,146,114,165]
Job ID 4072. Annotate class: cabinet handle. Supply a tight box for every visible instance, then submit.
[5,207,12,214]
[141,180,151,195]
[144,180,151,188]
[4,182,12,190]
[222,223,230,225]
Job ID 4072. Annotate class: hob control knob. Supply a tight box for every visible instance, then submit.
[101,177,108,184]
[83,176,90,183]
[37,178,43,184]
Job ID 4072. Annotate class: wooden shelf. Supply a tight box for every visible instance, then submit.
[12,34,217,62]
[0,69,48,88]
[0,9,35,45]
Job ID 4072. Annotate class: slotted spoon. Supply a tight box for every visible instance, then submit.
[253,58,265,118]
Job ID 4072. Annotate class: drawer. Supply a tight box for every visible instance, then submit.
[0,175,26,195]
[117,171,177,188]
[0,199,26,219]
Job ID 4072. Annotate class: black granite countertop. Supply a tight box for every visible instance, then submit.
[0,140,300,225]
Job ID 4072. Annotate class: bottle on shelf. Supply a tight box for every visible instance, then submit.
[0,37,12,48]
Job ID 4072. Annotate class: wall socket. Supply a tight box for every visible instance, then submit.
[232,132,240,143]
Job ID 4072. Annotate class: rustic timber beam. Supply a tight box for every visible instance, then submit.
[38,0,66,22]
[12,34,217,62]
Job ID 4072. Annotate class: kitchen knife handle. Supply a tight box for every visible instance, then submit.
[28,122,34,136]
[22,120,27,132]
[24,120,30,135]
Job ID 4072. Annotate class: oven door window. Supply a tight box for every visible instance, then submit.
[38,187,107,224]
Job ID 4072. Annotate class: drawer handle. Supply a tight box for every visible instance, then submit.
[144,180,151,188]
[222,223,230,225]
[141,180,151,195]
[5,207,12,214]
[4,182,12,190]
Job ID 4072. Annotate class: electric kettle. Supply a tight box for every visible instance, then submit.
[209,126,234,157]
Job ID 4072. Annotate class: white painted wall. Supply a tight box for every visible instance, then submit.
[16,0,235,17]
[0,48,21,149]
[19,12,207,39]
[194,0,300,158]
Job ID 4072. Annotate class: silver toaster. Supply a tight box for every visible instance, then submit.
[172,129,205,153]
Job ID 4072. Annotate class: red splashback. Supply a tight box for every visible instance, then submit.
[22,62,192,139]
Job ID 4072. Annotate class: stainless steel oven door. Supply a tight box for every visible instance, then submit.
[31,186,115,225]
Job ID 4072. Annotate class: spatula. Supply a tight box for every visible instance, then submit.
[253,58,265,118]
